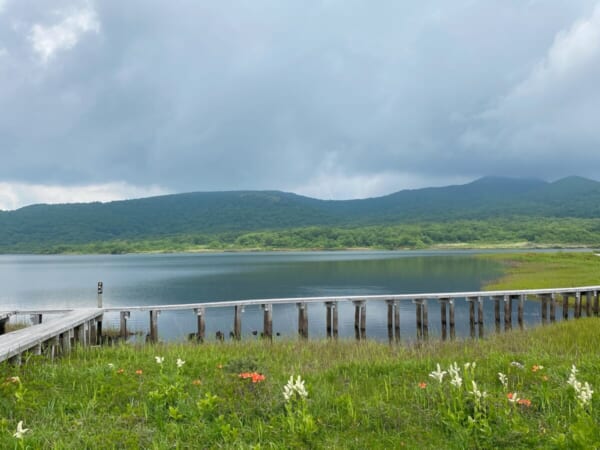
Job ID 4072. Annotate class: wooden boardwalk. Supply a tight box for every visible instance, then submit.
[0,309,103,363]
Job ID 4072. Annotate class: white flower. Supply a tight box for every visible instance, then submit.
[567,365,594,406]
[508,392,520,404]
[283,375,308,401]
[13,421,30,439]
[450,375,463,388]
[469,381,487,400]
[510,361,524,370]
[498,372,508,388]
[464,362,476,371]
[107,363,115,369]
[579,382,594,406]
[429,363,447,383]
[176,358,185,368]
[155,356,164,365]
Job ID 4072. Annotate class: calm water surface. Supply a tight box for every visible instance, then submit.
[0,251,554,341]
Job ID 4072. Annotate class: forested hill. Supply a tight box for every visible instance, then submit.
[2,175,600,252]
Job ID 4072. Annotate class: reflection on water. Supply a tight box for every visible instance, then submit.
[0,250,554,341]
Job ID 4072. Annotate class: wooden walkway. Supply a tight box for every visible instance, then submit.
[0,309,103,363]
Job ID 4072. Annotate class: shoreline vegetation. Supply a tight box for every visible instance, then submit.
[3,218,600,255]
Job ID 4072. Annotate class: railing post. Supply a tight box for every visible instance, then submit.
[422,300,429,340]
[354,302,361,340]
[440,299,448,341]
[262,304,272,341]
[563,293,569,320]
[149,310,159,343]
[415,300,422,341]
[478,297,484,338]
[353,301,366,341]
[550,293,556,323]
[234,305,242,340]
[504,295,511,331]
[467,297,476,338]
[494,296,501,333]
[387,300,394,343]
[327,302,333,338]
[575,292,582,318]
[332,302,339,339]
[194,308,206,342]
[297,303,308,339]
[541,294,548,325]
[449,298,455,340]
[97,281,103,308]
[586,291,592,317]
[96,317,103,345]
[120,311,130,339]
[394,301,400,343]
[518,294,525,330]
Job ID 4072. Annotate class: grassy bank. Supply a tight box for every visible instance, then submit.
[481,252,600,290]
[1,319,599,449]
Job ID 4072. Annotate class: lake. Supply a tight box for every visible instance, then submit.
[0,250,552,342]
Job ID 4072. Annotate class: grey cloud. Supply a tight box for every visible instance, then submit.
[0,0,600,199]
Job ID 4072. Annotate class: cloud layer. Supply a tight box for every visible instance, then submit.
[1,0,599,208]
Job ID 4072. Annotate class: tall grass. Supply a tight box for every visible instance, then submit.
[1,318,599,449]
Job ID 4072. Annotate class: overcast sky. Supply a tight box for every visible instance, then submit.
[1,1,600,210]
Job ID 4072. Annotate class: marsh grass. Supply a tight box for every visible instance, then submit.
[1,318,599,449]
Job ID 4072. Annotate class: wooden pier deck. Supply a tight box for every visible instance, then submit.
[0,309,103,363]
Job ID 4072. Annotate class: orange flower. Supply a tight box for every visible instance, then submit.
[192,379,202,386]
[135,369,143,375]
[532,365,543,372]
[117,368,124,374]
[518,398,531,407]
[542,375,549,381]
[418,382,427,389]
[239,372,266,383]
[507,392,514,400]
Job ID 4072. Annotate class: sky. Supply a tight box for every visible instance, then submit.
[1,1,600,210]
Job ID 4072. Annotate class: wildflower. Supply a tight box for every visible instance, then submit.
[217,364,223,369]
[429,363,447,383]
[107,363,114,369]
[448,362,462,388]
[518,398,532,407]
[418,381,427,389]
[192,379,202,386]
[532,365,544,372]
[239,372,266,383]
[510,361,524,370]
[6,376,21,384]
[507,392,520,403]
[117,368,124,374]
[135,369,143,375]
[469,380,487,400]
[542,375,549,381]
[283,375,309,401]
[176,358,186,368]
[464,362,476,370]
[13,421,30,439]
[498,372,508,388]
[155,356,164,365]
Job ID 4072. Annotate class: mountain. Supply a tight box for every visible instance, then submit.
[1,176,600,252]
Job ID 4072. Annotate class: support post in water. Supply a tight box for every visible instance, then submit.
[149,310,159,343]
[353,301,366,341]
[415,300,423,341]
[518,295,525,330]
[575,292,581,319]
[422,299,429,340]
[504,295,511,331]
[326,302,339,339]
[262,304,272,341]
[563,293,570,320]
[387,300,400,343]
[120,311,130,339]
[234,305,242,340]
[478,296,485,338]
[550,293,556,323]
[541,294,548,325]
[97,281,103,308]
[297,303,308,339]
[449,298,456,340]
[586,291,592,317]
[594,291,599,317]
[467,297,476,339]
[440,298,448,341]
[96,317,103,345]
[195,308,206,342]
[494,296,501,333]
[394,301,400,343]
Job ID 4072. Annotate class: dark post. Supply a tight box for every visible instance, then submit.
[422,300,429,340]
[541,294,548,325]
[575,292,581,319]
[297,303,308,339]
[586,292,592,317]
[563,294,569,320]
[97,281,103,308]
[354,303,361,340]
[449,298,456,340]
[96,318,103,345]
[494,296,501,333]
[0,317,6,336]
[518,295,525,330]
[550,293,556,323]
[195,308,206,342]
[594,291,599,317]
[262,304,272,341]
[387,300,394,343]
[440,299,448,341]
[326,302,333,339]
[504,295,511,331]
[149,310,159,343]
[394,301,400,343]
[360,303,366,340]
[31,314,43,325]
[478,297,484,338]
[468,297,476,338]
[332,302,339,339]
[415,300,423,341]
[234,305,242,340]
